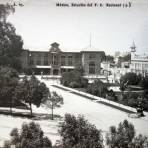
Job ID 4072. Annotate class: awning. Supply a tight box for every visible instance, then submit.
[61,66,75,69]
[36,65,51,68]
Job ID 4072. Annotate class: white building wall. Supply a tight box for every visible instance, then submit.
[130,54,148,76]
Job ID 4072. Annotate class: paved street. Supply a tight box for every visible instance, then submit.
[40,77,148,136]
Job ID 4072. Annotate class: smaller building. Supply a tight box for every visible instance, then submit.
[130,42,148,77]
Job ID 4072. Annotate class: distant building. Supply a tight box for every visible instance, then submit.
[20,42,105,76]
[130,42,148,76]
[114,51,121,64]
[114,51,130,65]
[101,62,131,83]
[100,42,148,83]
[101,61,112,76]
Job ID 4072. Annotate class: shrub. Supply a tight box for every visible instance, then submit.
[120,72,142,86]
[121,92,139,107]
[61,70,88,88]
[130,134,148,148]
[59,114,104,148]
[106,120,135,148]
[3,122,52,148]
[69,81,80,88]
[86,79,108,97]
[140,76,148,90]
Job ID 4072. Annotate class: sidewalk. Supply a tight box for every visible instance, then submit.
[52,84,137,114]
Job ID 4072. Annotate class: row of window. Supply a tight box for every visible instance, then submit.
[142,63,148,69]
[30,53,96,58]
[29,59,96,74]
[29,57,73,66]
[132,62,148,69]
[29,53,96,67]
[61,56,73,66]
[30,54,96,61]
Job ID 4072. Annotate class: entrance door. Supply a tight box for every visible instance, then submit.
[53,69,59,75]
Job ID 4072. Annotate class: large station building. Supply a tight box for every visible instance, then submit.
[20,42,105,76]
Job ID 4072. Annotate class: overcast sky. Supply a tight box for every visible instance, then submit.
[1,0,148,55]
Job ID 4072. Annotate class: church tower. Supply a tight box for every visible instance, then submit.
[130,41,136,60]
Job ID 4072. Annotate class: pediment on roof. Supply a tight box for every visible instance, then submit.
[49,42,61,53]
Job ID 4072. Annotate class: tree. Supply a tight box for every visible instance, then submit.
[121,92,139,107]
[59,114,104,148]
[106,120,135,148]
[117,54,131,67]
[105,55,114,63]
[61,69,88,88]
[47,91,63,120]
[107,89,117,101]
[118,54,131,62]
[0,66,19,113]
[17,75,50,116]
[120,72,142,87]
[120,80,127,99]
[86,79,108,97]
[74,64,84,75]
[130,134,148,148]
[120,72,142,99]
[0,4,23,71]
[140,75,148,90]
[0,4,15,21]
[3,122,52,148]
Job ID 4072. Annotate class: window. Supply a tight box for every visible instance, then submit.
[54,55,58,65]
[44,54,48,65]
[44,58,48,65]
[44,53,48,57]
[36,58,41,65]
[68,56,73,66]
[61,56,66,66]
[29,59,34,65]
[89,62,95,74]
[52,54,59,65]
[89,54,96,59]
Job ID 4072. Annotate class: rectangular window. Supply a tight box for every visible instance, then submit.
[44,53,48,57]
[44,58,48,65]
[89,62,95,74]
[44,54,48,65]
[68,56,73,66]
[52,55,58,65]
[37,58,41,65]
[61,56,66,66]
[89,53,96,59]
[29,59,34,65]
[55,55,58,65]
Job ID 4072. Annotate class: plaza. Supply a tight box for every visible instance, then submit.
[0,77,148,146]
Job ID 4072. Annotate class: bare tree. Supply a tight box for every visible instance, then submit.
[47,91,63,120]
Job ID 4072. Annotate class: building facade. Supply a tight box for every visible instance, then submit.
[20,42,105,76]
[130,42,148,77]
